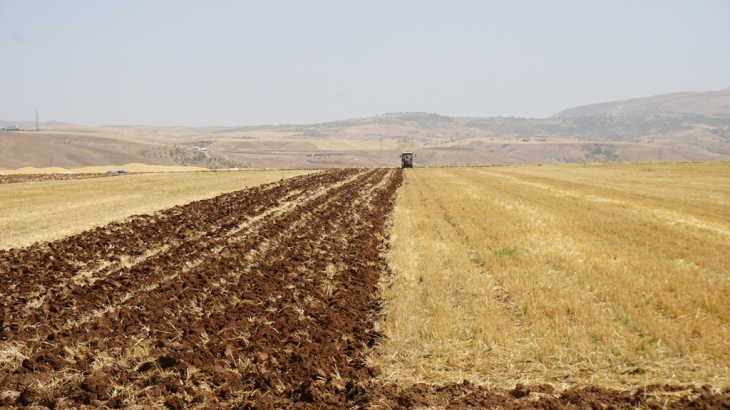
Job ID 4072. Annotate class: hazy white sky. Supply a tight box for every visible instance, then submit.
[1,1,729,126]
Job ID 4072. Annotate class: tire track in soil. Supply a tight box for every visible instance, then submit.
[1,168,727,409]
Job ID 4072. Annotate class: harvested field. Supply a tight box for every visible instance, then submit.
[0,169,312,250]
[0,173,118,185]
[1,165,728,409]
[369,162,730,406]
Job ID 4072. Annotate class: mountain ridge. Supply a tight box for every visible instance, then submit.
[553,87,730,118]
[5,88,730,128]
[3,88,730,170]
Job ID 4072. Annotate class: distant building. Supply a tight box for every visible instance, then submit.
[6,125,19,131]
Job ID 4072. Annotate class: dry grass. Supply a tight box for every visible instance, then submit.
[372,161,730,390]
[0,169,313,249]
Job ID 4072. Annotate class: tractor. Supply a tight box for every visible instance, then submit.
[400,152,414,168]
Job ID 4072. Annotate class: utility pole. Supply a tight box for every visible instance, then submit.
[35,108,39,131]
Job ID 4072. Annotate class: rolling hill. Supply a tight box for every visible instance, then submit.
[554,87,730,117]
[2,88,729,171]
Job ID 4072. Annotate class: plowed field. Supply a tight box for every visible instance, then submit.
[1,166,727,409]
[0,168,402,408]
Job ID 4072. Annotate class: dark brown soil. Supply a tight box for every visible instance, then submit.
[0,168,727,409]
[0,169,399,408]
[0,173,121,184]
[351,381,730,409]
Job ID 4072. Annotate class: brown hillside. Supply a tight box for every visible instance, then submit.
[0,132,152,170]
[3,88,730,171]
[554,87,730,117]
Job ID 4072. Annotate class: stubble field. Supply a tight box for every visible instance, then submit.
[373,162,730,404]
[0,170,312,250]
[0,163,728,409]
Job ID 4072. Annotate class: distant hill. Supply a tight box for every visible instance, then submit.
[3,89,730,171]
[0,120,66,128]
[554,88,730,118]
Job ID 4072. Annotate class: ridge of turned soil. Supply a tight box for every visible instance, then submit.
[351,381,730,409]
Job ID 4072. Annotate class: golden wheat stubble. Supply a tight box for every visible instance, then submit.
[373,163,730,388]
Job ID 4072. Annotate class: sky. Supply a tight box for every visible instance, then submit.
[1,1,729,126]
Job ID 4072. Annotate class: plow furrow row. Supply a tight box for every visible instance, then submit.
[0,168,402,409]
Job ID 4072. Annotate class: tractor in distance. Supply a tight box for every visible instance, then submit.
[401,152,414,169]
